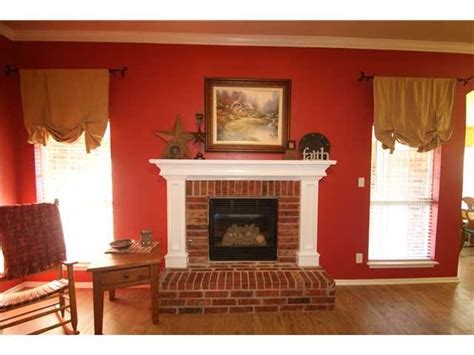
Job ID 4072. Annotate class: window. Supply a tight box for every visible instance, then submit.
[0,247,3,274]
[35,125,114,262]
[463,91,474,198]
[368,132,436,261]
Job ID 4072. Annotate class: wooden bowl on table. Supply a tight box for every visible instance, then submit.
[109,239,133,250]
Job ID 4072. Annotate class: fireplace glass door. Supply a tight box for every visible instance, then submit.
[209,198,278,261]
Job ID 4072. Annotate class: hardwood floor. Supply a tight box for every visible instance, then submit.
[2,248,473,335]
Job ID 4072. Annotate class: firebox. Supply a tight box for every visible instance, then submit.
[208,198,278,261]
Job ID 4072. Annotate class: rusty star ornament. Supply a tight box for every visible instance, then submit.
[154,115,195,159]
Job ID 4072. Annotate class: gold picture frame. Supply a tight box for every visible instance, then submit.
[205,78,291,152]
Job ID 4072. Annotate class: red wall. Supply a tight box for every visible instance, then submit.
[0,36,18,205]
[7,40,473,281]
[0,35,22,291]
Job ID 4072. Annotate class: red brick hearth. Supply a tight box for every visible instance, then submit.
[159,265,335,314]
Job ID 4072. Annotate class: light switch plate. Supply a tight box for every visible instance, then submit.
[358,177,365,187]
[356,253,363,264]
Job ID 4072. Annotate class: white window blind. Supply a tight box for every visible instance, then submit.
[35,125,114,262]
[464,147,474,198]
[463,91,474,198]
[369,132,436,261]
[0,247,3,274]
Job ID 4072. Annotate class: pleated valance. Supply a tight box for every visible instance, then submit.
[19,69,109,153]
[373,76,456,153]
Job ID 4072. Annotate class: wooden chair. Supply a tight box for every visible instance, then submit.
[462,197,474,209]
[0,201,79,335]
[461,204,474,248]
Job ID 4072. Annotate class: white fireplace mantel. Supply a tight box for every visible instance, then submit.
[149,159,337,268]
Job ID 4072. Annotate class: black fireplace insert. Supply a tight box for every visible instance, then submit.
[208,198,278,261]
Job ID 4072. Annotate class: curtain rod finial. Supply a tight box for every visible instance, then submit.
[109,66,128,78]
[459,75,473,86]
[358,71,374,83]
[5,64,19,76]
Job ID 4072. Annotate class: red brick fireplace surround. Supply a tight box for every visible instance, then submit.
[159,179,336,314]
[186,180,300,265]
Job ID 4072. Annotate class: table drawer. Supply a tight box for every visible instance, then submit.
[102,266,150,286]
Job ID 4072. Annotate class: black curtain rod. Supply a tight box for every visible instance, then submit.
[358,71,474,86]
[4,64,128,78]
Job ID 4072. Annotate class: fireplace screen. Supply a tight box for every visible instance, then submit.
[209,198,278,261]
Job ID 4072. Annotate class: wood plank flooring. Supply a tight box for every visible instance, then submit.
[2,248,473,335]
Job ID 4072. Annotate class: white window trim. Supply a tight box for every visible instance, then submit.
[367,260,439,269]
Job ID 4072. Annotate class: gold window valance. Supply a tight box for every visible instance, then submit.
[373,76,456,153]
[19,69,109,153]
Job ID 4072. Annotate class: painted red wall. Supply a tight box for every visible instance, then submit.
[8,40,473,281]
[0,36,18,205]
[0,35,23,291]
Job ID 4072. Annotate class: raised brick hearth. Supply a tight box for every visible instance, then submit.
[159,265,335,314]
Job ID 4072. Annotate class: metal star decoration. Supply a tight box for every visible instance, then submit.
[154,115,195,159]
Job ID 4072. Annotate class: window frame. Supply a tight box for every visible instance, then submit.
[34,126,114,263]
[368,132,439,268]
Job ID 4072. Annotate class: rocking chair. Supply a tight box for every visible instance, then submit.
[0,200,79,334]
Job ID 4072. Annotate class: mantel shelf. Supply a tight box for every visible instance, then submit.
[149,159,337,180]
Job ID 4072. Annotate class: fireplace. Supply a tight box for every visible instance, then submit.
[149,159,337,268]
[209,198,278,261]
[150,160,337,314]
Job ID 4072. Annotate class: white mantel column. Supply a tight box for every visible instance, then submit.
[297,177,322,267]
[164,176,188,268]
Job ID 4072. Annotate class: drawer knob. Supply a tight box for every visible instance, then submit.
[123,274,130,279]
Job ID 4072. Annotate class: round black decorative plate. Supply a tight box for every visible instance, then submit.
[299,133,331,155]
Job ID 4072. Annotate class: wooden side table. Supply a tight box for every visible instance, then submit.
[87,248,162,335]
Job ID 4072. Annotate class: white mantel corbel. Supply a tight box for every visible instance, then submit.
[149,159,336,268]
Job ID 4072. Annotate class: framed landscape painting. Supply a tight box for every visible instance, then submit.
[205,78,291,152]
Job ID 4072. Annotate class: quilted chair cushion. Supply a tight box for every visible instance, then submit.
[0,203,67,280]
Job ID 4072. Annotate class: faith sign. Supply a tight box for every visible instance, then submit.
[302,147,329,160]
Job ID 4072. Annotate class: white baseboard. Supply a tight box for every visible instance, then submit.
[6,277,460,292]
[335,277,460,286]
